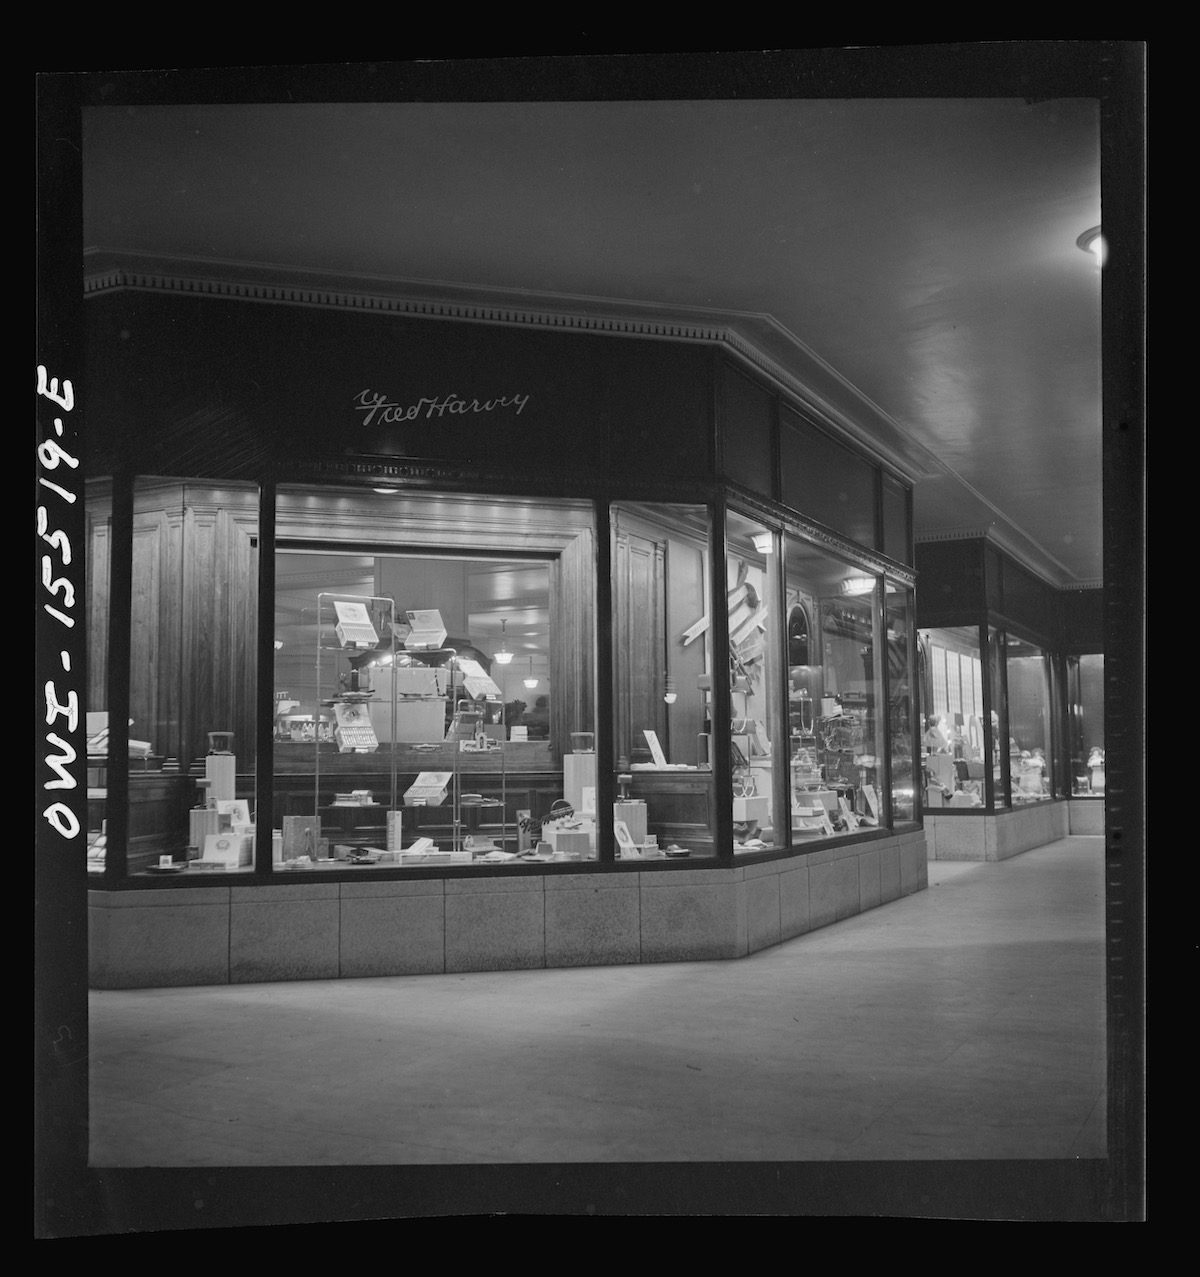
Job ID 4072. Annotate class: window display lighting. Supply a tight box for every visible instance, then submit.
[493,618,514,665]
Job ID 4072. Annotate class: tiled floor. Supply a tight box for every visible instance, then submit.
[77,836,1114,1223]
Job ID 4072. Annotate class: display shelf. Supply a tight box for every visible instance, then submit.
[313,592,399,855]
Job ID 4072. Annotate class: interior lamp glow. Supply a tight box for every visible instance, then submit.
[523,656,539,690]
[840,575,876,596]
[1076,225,1106,268]
[664,676,677,705]
[493,618,514,665]
[372,487,400,494]
[752,531,773,555]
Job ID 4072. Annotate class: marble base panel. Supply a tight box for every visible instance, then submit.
[89,887,231,990]
[230,884,340,984]
[444,876,546,973]
[88,830,929,988]
[926,803,1070,863]
[544,873,641,968]
[340,879,446,977]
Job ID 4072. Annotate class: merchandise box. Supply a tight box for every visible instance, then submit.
[404,771,452,807]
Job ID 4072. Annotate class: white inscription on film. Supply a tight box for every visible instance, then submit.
[37,365,80,839]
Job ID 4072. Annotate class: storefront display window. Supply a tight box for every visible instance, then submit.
[85,477,260,877]
[784,533,883,839]
[611,503,716,860]
[1005,634,1054,803]
[273,486,594,870]
[919,626,989,810]
[1067,653,1105,795]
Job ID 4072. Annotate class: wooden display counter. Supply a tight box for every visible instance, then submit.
[629,767,715,855]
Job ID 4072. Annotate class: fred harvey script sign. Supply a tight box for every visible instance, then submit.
[354,389,530,426]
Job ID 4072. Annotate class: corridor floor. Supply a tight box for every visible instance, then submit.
[87,836,1108,1181]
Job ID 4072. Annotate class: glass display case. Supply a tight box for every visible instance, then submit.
[301,591,400,864]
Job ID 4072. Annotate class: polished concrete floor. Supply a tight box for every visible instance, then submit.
[88,836,1108,1185]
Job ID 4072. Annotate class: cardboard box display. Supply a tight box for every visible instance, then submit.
[201,832,253,868]
[404,772,451,807]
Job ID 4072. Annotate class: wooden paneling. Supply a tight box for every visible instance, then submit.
[550,526,595,764]
[93,481,259,771]
[614,529,666,764]
[180,488,259,768]
[630,771,715,855]
[128,512,172,756]
[664,535,709,766]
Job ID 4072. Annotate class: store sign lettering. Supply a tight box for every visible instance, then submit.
[36,365,82,840]
[354,388,530,426]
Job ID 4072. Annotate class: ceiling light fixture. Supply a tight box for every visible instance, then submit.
[523,657,539,690]
[840,575,876,597]
[752,531,773,555]
[373,486,400,495]
[493,618,513,665]
[664,676,677,705]
[1076,225,1106,268]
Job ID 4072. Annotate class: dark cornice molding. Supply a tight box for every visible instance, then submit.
[914,528,1103,593]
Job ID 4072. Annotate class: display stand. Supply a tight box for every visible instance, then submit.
[449,697,507,854]
[314,592,398,857]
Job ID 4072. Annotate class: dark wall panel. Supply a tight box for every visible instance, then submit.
[86,293,715,484]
